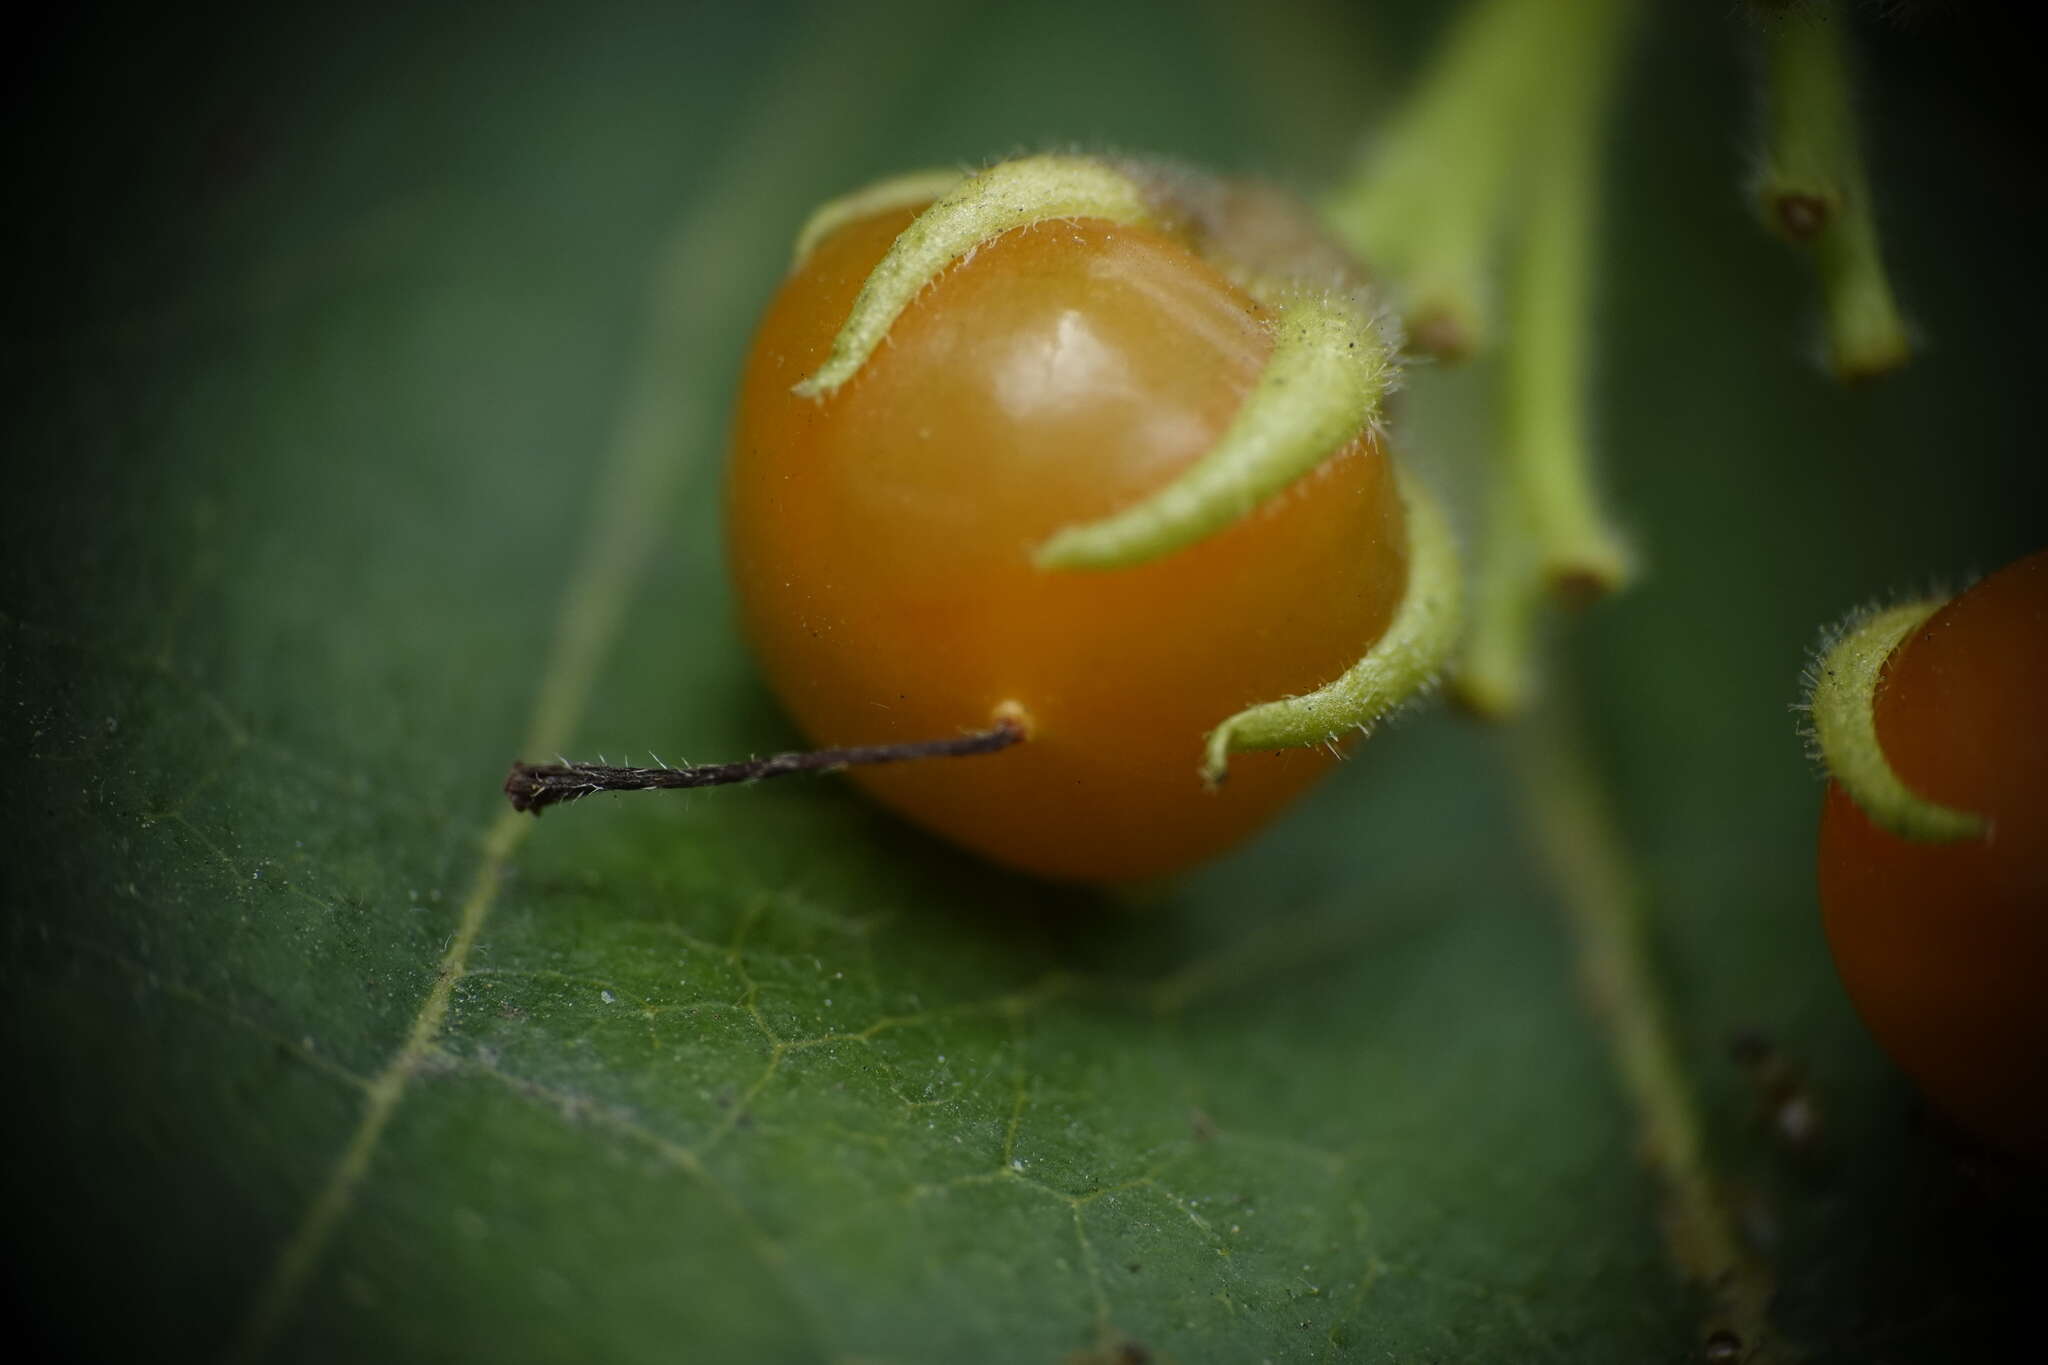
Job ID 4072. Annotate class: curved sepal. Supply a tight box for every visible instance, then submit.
[792,155,1158,399]
[1807,599,1988,843]
[789,167,969,270]
[1201,469,1462,786]
[1033,288,1394,571]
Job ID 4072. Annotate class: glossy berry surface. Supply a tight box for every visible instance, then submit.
[727,206,1408,882]
[1818,548,2048,1153]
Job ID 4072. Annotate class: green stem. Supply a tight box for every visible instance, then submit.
[1755,0,1856,239]
[1454,464,1543,718]
[1321,0,1556,359]
[1812,196,1911,380]
[1502,0,1635,603]
[1322,0,1636,363]
[1754,0,1911,379]
[1452,0,1635,715]
[1510,703,1786,1361]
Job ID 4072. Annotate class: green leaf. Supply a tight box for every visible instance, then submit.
[3,2,2037,1362]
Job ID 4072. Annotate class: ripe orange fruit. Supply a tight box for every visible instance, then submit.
[727,205,1409,882]
[1818,548,2048,1153]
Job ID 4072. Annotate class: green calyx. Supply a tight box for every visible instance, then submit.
[791,155,1159,400]
[1202,469,1463,787]
[788,167,969,270]
[1807,599,1988,843]
[789,152,1400,583]
[1033,287,1394,571]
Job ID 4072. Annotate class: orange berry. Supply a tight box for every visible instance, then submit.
[1818,548,2048,1154]
[727,206,1408,882]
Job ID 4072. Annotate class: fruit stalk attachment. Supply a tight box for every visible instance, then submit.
[503,711,1028,816]
[790,167,969,269]
[1497,0,1634,607]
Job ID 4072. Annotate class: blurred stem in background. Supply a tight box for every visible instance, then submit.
[1319,2,1908,1357]
[1337,0,1909,718]
[1321,0,1559,360]
[1323,0,1640,716]
[1458,470,1545,720]
[1496,0,1635,606]
[1752,0,1911,379]
[1510,704,1784,1363]
[1458,0,1637,718]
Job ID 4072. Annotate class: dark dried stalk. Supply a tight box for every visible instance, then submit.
[504,715,1027,815]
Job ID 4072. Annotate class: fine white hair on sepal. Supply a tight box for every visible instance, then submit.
[1201,467,1462,786]
[1801,582,1987,842]
[1794,574,1969,774]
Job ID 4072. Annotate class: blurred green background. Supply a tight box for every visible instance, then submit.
[3,1,2040,1360]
